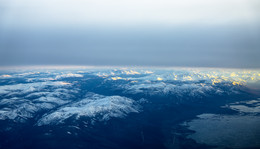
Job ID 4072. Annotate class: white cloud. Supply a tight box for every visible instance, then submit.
[0,67,259,126]
[122,82,217,98]
[34,97,69,105]
[122,70,140,75]
[0,75,12,78]
[111,68,260,97]
[0,81,71,95]
[0,84,77,122]
[37,94,140,126]
[55,73,83,79]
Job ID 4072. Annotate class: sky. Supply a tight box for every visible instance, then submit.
[0,0,260,68]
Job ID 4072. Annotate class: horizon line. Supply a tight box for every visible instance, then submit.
[0,65,259,70]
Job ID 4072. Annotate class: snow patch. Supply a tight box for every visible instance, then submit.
[37,94,140,126]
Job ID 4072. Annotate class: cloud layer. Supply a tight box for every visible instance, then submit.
[0,67,259,125]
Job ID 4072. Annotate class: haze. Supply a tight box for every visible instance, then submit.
[0,0,259,68]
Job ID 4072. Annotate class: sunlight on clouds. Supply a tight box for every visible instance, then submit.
[144,71,154,74]
[92,67,260,87]
[111,77,129,81]
[173,74,178,80]
[183,76,193,81]
[57,82,71,85]
[232,81,241,86]
[157,77,163,81]
[55,73,83,79]
[122,70,140,75]
[111,77,122,80]
[0,75,12,78]
[211,79,221,85]
[230,72,237,77]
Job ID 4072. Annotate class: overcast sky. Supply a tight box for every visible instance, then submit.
[0,0,260,68]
